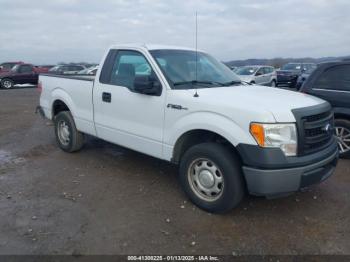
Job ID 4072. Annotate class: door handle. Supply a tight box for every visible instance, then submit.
[102,92,111,103]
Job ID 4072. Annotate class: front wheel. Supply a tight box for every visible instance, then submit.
[179,143,245,213]
[335,119,350,158]
[54,111,84,152]
[1,79,14,89]
[270,80,276,87]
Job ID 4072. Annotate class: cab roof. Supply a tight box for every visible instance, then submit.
[109,43,199,52]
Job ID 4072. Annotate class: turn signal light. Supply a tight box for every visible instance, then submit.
[250,123,265,146]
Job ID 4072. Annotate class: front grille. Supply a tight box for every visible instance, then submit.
[293,104,334,156]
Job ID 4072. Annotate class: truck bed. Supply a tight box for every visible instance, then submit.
[39,73,96,136]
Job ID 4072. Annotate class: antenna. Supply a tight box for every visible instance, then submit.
[194,11,199,98]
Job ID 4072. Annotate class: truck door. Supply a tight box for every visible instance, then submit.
[93,49,166,159]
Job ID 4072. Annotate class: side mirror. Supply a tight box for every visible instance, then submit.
[134,76,161,96]
[255,71,262,76]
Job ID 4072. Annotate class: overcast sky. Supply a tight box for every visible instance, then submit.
[0,0,349,64]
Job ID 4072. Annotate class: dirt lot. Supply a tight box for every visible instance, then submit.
[0,87,349,255]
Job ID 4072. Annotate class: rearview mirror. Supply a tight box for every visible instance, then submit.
[134,76,161,96]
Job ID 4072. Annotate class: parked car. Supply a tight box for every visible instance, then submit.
[277,63,317,88]
[0,64,39,89]
[296,66,318,90]
[36,65,55,73]
[37,44,338,213]
[77,65,99,75]
[48,65,86,75]
[0,61,24,73]
[300,61,350,158]
[235,65,277,86]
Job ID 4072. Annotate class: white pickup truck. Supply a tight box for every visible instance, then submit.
[38,44,338,213]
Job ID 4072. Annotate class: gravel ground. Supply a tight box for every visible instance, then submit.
[0,87,349,255]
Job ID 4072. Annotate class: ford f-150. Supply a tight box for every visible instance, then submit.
[38,44,338,213]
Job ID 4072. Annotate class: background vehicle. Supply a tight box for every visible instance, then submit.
[77,65,99,75]
[36,65,55,73]
[277,63,317,88]
[38,44,338,213]
[300,61,350,158]
[48,65,86,75]
[296,65,318,90]
[0,62,24,73]
[0,64,39,89]
[235,65,277,86]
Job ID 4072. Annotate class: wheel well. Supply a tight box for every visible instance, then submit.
[334,113,350,121]
[52,100,70,117]
[1,78,13,82]
[172,129,239,164]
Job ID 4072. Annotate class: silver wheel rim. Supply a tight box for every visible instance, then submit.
[271,81,276,87]
[3,80,13,89]
[57,120,70,146]
[335,126,350,153]
[187,158,224,202]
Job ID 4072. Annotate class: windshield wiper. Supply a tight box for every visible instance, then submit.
[173,80,225,87]
[222,80,242,86]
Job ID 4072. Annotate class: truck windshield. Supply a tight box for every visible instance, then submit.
[150,49,241,89]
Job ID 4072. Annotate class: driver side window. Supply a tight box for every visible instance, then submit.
[108,50,154,91]
[19,65,33,73]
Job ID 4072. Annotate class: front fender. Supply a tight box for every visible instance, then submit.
[333,107,350,117]
[165,111,257,147]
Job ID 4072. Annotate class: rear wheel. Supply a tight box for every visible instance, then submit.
[335,119,350,158]
[1,79,14,89]
[179,143,245,213]
[54,111,84,152]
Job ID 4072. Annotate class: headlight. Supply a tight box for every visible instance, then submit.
[250,123,297,156]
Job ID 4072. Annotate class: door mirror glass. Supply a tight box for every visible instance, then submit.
[134,75,161,96]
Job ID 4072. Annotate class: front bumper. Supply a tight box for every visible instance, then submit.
[237,140,338,196]
[277,75,298,86]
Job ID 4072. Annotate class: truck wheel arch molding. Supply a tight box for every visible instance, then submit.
[168,114,256,149]
[51,89,76,119]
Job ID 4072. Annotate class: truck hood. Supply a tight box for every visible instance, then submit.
[184,84,325,122]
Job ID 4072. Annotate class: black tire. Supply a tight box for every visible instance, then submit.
[335,118,350,158]
[179,143,245,213]
[1,78,14,89]
[250,81,255,85]
[54,111,84,152]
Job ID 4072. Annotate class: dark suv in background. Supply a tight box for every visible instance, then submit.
[300,61,350,158]
[277,63,317,88]
[0,64,39,89]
